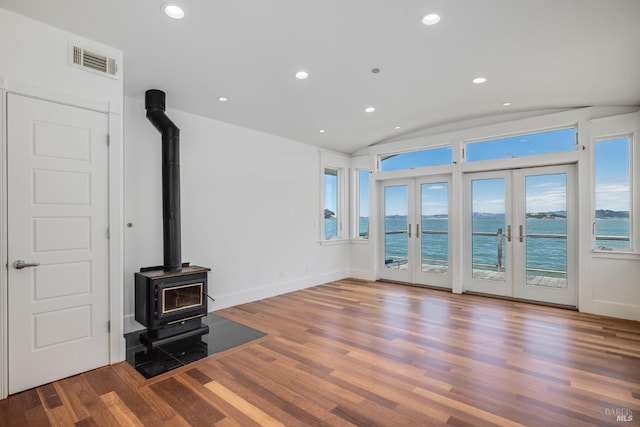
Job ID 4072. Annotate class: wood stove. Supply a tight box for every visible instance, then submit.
[135,90,210,348]
[135,264,210,347]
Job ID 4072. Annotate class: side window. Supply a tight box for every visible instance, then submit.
[356,169,369,239]
[593,136,631,250]
[324,167,340,240]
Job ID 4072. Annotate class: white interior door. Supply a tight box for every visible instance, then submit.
[379,177,451,289]
[464,165,577,306]
[7,94,110,394]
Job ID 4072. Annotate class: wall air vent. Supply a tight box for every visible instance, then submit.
[69,44,119,79]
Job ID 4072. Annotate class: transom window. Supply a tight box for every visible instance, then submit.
[465,128,576,162]
[380,146,452,172]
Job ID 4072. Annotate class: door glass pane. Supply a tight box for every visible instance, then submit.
[421,182,448,274]
[471,178,506,281]
[384,186,408,269]
[525,174,567,288]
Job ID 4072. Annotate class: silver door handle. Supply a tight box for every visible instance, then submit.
[408,224,412,238]
[519,225,524,242]
[13,260,40,269]
[506,225,511,242]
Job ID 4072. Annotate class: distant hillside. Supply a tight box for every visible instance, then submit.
[390,210,629,220]
[472,212,505,219]
[423,214,448,219]
[527,211,566,219]
[595,209,629,219]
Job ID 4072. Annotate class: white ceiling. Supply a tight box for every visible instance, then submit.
[1,0,640,154]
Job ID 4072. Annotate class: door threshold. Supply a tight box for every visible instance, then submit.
[377,280,577,310]
[463,291,578,311]
[377,279,452,293]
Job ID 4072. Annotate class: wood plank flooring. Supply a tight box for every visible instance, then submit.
[1,278,639,426]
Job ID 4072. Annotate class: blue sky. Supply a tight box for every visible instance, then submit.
[470,174,568,214]
[594,137,630,212]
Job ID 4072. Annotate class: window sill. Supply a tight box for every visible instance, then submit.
[350,238,370,245]
[319,238,349,246]
[591,250,640,260]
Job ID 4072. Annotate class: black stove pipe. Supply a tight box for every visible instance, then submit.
[145,89,181,272]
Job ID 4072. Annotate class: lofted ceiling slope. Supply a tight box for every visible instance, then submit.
[1,0,639,154]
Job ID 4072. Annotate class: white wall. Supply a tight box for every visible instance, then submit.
[590,257,640,320]
[580,112,640,320]
[0,8,122,106]
[124,97,350,331]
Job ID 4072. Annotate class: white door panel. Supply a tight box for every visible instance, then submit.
[8,94,110,394]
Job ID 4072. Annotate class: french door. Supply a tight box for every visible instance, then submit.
[379,177,451,288]
[464,165,577,306]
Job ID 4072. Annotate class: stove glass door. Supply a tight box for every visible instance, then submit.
[162,282,203,314]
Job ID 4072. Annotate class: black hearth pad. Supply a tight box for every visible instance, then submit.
[125,313,266,379]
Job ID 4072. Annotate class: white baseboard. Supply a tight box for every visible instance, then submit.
[349,268,375,281]
[590,300,640,322]
[209,269,350,312]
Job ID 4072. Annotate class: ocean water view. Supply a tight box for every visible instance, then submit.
[326,217,630,277]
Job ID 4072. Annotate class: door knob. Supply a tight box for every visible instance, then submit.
[13,260,40,269]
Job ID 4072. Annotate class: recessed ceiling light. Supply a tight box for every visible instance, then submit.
[218,96,229,102]
[502,102,512,107]
[364,107,376,113]
[295,71,309,80]
[422,13,441,25]
[472,77,487,84]
[394,126,401,130]
[163,4,185,19]
[318,129,326,134]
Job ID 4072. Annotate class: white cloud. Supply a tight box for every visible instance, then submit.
[526,186,567,212]
[596,183,630,211]
[473,197,505,213]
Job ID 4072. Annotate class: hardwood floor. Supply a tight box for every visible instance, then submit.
[1,279,639,426]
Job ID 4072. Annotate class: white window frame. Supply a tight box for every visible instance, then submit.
[320,151,349,243]
[463,126,577,163]
[350,155,370,241]
[589,112,640,254]
[377,145,454,173]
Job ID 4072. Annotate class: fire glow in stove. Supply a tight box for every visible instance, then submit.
[134,89,210,348]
